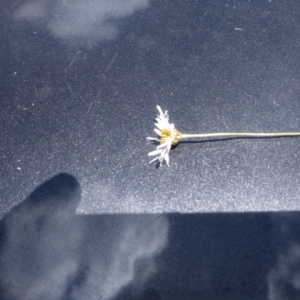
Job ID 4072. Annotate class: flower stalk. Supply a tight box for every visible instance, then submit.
[181,132,300,140]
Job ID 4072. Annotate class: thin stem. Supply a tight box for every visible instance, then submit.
[181,132,300,139]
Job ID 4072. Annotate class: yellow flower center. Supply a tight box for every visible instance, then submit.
[160,128,182,145]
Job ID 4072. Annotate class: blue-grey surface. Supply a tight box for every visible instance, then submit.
[2,1,300,298]
[1,173,300,300]
[1,1,300,297]
[1,0,300,214]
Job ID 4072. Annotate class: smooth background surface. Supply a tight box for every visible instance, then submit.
[1,0,300,215]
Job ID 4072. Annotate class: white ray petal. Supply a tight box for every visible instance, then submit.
[156,105,164,117]
[154,128,161,136]
[148,149,162,156]
[149,156,159,164]
[146,137,160,142]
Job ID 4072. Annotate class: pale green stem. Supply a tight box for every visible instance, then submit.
[181,132,300,139]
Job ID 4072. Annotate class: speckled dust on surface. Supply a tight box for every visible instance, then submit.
[1,0,300,216]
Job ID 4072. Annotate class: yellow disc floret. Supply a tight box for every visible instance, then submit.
[160,128,182,145]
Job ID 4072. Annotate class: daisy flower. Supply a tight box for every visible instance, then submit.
[147,105,300,167]
[147,106,182,166]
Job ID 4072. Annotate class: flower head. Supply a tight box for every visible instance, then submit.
[147,105,182,166]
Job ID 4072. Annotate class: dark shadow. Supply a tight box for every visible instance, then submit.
[1,174,300,300]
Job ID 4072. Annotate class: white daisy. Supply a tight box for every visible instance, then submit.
[147,105,182,166]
